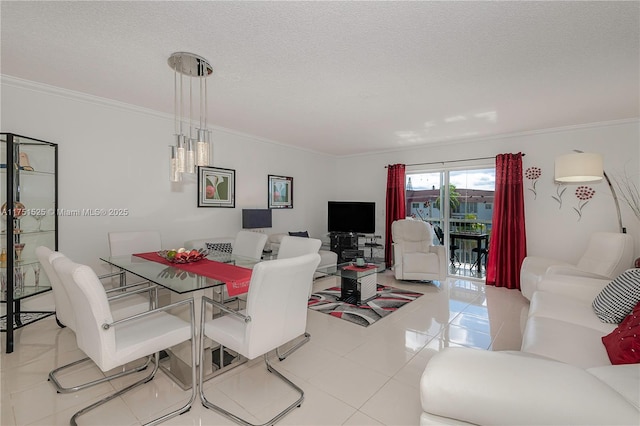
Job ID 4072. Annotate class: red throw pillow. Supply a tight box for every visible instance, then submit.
[601,300,640,365]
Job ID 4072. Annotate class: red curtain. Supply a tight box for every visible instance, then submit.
[385,164,406,268]
[486,153,527,289]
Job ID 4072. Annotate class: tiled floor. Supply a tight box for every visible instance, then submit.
[450,261,487,280]
[1,271,529,425]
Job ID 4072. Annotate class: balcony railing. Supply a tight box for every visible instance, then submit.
[420,218,490,279]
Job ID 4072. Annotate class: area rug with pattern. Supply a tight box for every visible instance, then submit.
[308,285,422,327]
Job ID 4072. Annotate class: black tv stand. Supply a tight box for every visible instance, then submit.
[329,232,363,263]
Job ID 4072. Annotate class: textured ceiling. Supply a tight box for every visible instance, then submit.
[1,1,638,156]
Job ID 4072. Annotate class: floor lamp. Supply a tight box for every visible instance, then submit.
[555,150,626,233]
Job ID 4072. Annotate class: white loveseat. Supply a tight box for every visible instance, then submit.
[265,233,337,272]
[520,231,634,301]
[419,274,640,425]
[185,233,338,273]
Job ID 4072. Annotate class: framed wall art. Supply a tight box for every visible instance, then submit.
[268,175,293,209]
[198,166,235,208]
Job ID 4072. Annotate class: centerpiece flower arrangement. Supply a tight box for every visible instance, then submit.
[158,248,208,263]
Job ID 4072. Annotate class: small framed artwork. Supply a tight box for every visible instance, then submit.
[268,175,293,209]
[198,166,236,208]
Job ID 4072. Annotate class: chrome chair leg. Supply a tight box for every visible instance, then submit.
[70,335,196,426]
[146,320,197,426]
[99,268,151,288]
[199,353,304,426]
[70,355,160,426]
[97,269,126,287]
[276,332,310,361]
[49,355,152,393]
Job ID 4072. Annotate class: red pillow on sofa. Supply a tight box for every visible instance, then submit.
[601,300,640,365]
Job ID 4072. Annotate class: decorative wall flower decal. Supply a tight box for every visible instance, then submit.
[574,186,595,221]
[552,184,567,209]
[524,167,541,199]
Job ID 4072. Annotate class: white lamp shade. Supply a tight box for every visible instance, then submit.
[555,152,603,183]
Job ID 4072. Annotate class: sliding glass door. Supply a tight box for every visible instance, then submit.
[406,166,495,279]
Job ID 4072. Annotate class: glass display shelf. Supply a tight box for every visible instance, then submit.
[0,229,55,236]
[0,258,41,268]
[0,168,55,177]
[1,284,52,302]
[1,132,58,353]
[0,229,56,235]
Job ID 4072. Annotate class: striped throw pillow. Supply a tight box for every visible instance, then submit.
[592,269,640,324]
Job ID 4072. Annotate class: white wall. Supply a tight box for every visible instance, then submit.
[335,121,640,264]
[1,77,336,309]
[2,76,639,313]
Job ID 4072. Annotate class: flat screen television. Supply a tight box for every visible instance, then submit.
[328,201,375,234]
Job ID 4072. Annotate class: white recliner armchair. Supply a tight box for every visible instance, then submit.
[520,231,634,301]
[392,219,447,282]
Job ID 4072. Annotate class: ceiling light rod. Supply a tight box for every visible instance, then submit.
[555,149,625,234]
[168,52,213,182]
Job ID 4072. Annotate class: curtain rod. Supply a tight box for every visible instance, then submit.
[384,153,525,168]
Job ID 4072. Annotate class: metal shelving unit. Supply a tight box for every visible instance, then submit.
[1,133,58,353]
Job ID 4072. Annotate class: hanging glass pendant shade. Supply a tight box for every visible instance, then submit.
[169,146,181,182]
[168,52,212,181]
[196,129,209,166]
[186,138,195,174]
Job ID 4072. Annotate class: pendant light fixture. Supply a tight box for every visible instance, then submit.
[168,52,212,182]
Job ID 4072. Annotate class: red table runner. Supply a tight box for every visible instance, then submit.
[133,252,252,296]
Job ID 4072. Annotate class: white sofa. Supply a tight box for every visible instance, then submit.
[185,233,338,273]
[265,233,337,272]
[520,231,634,301]
[419,274,640,425]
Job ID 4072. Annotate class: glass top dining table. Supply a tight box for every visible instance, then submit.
[99,250,271,389]
[99,251,264,294]
[100,250,344,294]
[99,250,360,389]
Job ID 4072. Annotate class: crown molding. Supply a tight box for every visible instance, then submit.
[2,74,171,119]
[0,74,333,158]
[3,74,636,160]
[340,118,640,159]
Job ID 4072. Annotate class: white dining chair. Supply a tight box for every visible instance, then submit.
[199,253,321,426]
[274,235,322,360]
[277,235,322,262]
[36,246,155,394]
[232,230,268,260]
[215,231,268,305]
[108,230,162,256]
[107,230,162,286]
[52,256,197,426]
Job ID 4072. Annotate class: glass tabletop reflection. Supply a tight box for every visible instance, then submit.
[100,251,262,294]
[315,261,381,279]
